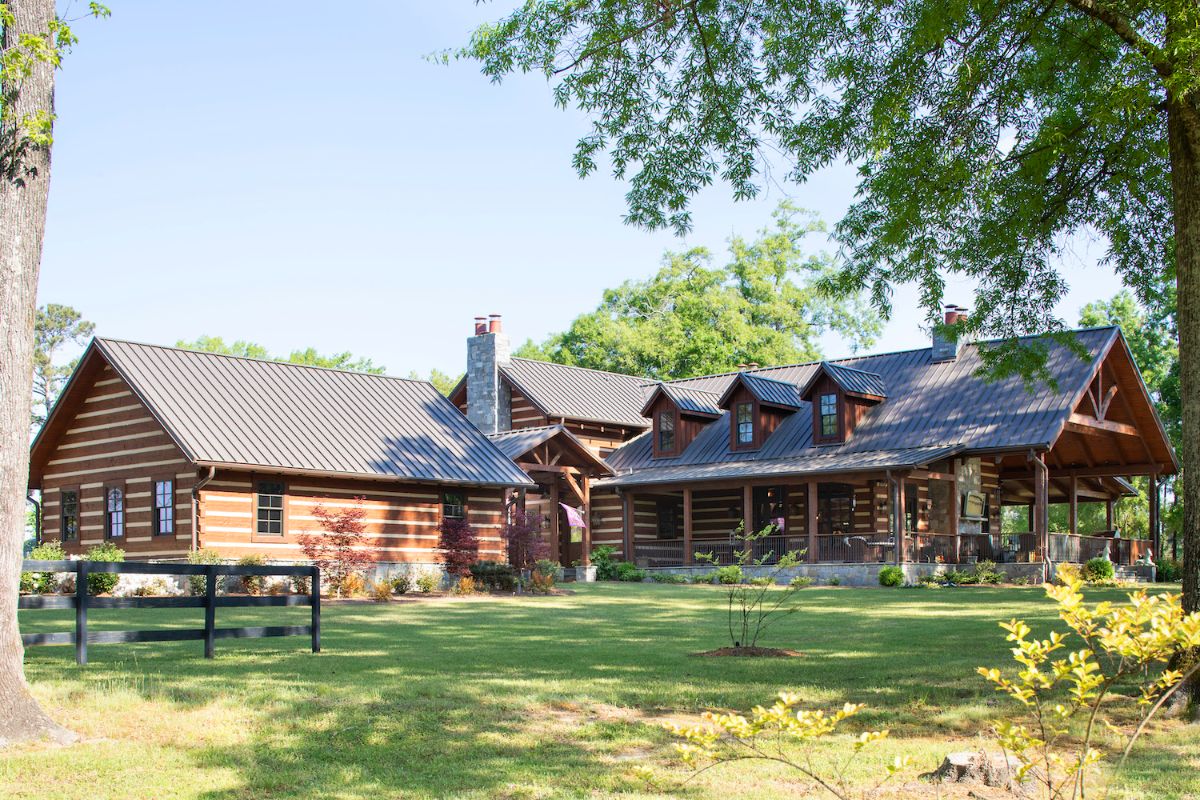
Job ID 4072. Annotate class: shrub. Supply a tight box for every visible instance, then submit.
[1011,575,1030,586]
[370,580,394,602]
[615,561,646,582]
[534,559,560,580]
[290,573,311,595]
[529,567,555,594]
[415,571,439,594]
[85,542,125,595]
[131,577,171,597]
[1083,556,1115,583]
[878,565,904,587]
[748,576,773,587]
[390,572,414,594]
[651,572,688,584]
[940,568,971,585]
[591,545,620,580]
[1156,557,1182,582]
[827,575,841,586]
[21,541,66,594]
[237,554,266,595]
[501,509,550,572]
[300,497,373,597]
[689,571,716,584]
[186,548,224,595]
[340,572,367,597]
[715,564,744,585]
[972,559,1005,585]
[789,576,813,589]
[438,517,480,578]
[469,560,516,591]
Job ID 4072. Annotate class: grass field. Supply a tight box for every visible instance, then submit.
[3,583,1197,799]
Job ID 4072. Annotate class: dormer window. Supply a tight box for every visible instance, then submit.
[657,409,676,452]
[736,402,754,445]
[819,394,838,437]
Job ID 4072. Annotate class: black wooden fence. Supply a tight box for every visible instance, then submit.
[18,560,320,665]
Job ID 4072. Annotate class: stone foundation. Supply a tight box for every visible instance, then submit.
[644,561,1047,587]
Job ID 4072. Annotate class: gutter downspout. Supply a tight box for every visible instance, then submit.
[27,493,41,546]
[191,466,217,552]
[1028,451,1050,582]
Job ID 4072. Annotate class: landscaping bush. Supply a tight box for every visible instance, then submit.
[370,580,394,602]
[131,577,171,597]
[438,517,480,577]
[878,565,904,587]
[300,497,373,597]
[85,542,125,595]
[238,554,266,595]
[500,509,550,572]
[186,548,224,595]
[290,573,311,595]
[972,559,1005,585]
[715,564,744,585]
[940,568,971,585]
[21,541,66,594]
[590,545,620,580]
[469,560,516,591]
[650,572,687,584]
[827,575,841,586]
[789,576,813,589]
[615,561,646,582]
[689,571,716,584]
[341,572,367,597]
[748,576,773,587]
[390,572,414,594]
[1156,557,1182,582]
[415,571,439,594]
[1011,575,1030,586]
[1083,556,1115,583]
[529,566,555,594]
[452,575,478,595]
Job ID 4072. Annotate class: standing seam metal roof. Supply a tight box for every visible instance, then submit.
[93,338,534,487]
[500,357,651,427]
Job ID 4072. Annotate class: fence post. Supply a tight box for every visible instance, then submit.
[310,567,320,653]
[204,565,217,658]
[75,560,88,666]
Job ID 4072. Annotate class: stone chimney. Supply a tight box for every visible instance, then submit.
[932,305,967,362]
[466,314,512,434]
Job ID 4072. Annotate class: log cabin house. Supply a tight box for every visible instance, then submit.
[451,310,1177,583]
[28,338,535,571]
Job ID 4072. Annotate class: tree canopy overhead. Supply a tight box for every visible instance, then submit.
[517,202,881,379]
[175,336,386,375]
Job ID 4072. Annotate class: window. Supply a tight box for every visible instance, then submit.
[819,393,838,438]
[60,490,79,542]
[105,487,125,539]
[255,481,285,536]
[153,479,174,536]
[656,498,682,538]
[657,410,676,452]
[817,483,854,536]
[443,491,465,519]
[736,402,754,445]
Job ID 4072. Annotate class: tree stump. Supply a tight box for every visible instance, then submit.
[922,751,1022,788]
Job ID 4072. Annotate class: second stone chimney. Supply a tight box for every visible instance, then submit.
[466,314,512,434]
[932,305,967,362]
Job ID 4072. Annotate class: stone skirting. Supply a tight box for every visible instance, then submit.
[644,561,1048,587]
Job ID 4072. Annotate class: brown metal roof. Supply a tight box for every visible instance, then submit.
[500,357,650,428]
[90,338,534,487]
[486,424,614,475]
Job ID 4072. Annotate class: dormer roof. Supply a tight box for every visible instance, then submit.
[717,372,805,411]
[799,361,887,402]
[639,383,722,418]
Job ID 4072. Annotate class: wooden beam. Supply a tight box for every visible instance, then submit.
[550,478,562,566]
[1149,473,1159,556]
[1068,476,1078,535]
[742,484,754,556]
[1065,414,1139,438]
[683,488,693,566]
[1000,464,1165,480]
[622,491,635,562]
[581,475,591,567]
[1097,383,1119,420]
[516,462,581,475]
[807,480,818,564]
[949,460,960,561]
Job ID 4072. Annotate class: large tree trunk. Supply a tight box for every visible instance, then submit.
[1169,94,1200,719]
[0,0,76,747]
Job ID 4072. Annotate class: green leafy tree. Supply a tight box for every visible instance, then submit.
[406,368,462,396]
[464,0,1200,710]
[31,303,94,427]
[518,203,880,379]
[176,337,385,375]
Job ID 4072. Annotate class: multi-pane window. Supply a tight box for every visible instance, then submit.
[61,490,79,542]
[819,394,838,437]
[153,479,174,536]
[256,481,285,536]
[657,410,675,452]
[105,487,125,539]
[443,491,465,519]
[736,402,754,445]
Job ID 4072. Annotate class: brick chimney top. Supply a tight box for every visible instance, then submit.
[474,317,487,335]
[488,314,503,333]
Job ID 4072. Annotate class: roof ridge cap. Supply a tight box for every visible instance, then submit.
[508,356,646,382]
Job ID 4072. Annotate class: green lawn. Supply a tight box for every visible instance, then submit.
[3,584,1196,799]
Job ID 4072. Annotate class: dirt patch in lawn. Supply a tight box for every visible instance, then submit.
[691,646,805,658]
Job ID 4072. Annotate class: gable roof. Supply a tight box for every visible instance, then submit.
[32,338,534,488]
[639,383,723,418]
[603,326,1177,486]
[718,372,805,410]
[799,362,887,401]
[486,424,614,475]
[499,358,650,428]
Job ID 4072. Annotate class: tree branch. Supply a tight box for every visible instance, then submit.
[1060,0,1173,81]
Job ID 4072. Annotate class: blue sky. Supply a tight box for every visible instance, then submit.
[39,1,1126,377]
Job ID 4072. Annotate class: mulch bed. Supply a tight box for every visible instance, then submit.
[692,646,804,658]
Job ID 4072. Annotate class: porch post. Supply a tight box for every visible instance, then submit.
[683,488,693,566]
[581,474,592,567]
[894,475,907,564]
[949,472,960,563]
[1033,456,1049,562]
[550,477,562,565]
[1149,473,1159,557]
[1068,476,1078,535]
[742,484,754,557]
[1105,498,1113,531]
[622,490,635,562]
[806,480,818,563]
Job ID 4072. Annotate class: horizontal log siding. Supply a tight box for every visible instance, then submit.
[198,471,506,563]
[508,385,548,429]
[589,489,624,556]
[40,363,193,559]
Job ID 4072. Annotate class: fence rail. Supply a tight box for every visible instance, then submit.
[18,559,320,665]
